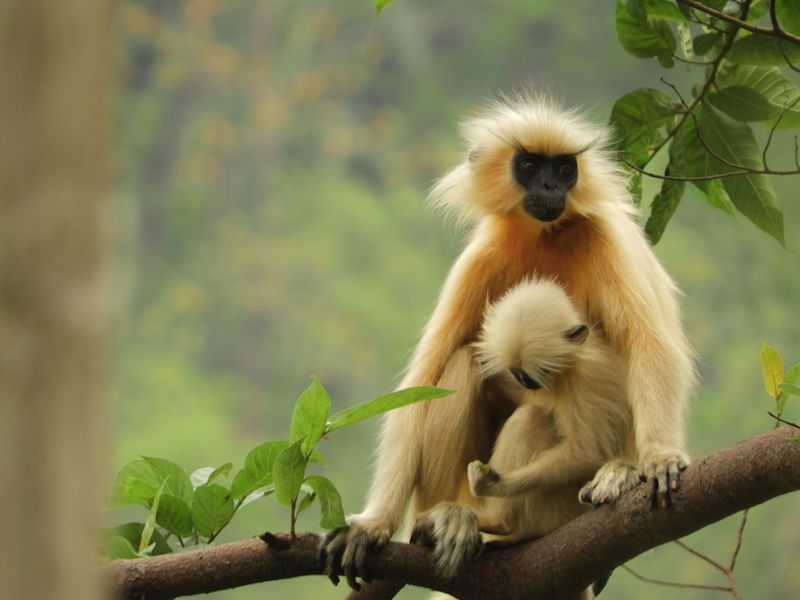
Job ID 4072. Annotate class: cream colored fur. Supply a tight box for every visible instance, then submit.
[326,93,695,597]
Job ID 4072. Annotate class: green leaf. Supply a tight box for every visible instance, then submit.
[629,170,643,206]
[727,35,800,66]
[240,486,275,509]
[190,463,233,490]
[273,439,307,506]
[760,343,784,398]
[375,0,392,15]
[327,386,454,432]
[105,536,138,560]
[695,178,735,216]
[717,65,800,128]
[609,87,680,165]
[144,457,194,504]
[657,52,675,68]
[616,0,677,58]
[645,177,684,245]
[776,0,800,35]
[140,481,165,552]
[155,494,194,537]
[109,459,160,508]
[192,484,235,539]
[693,32,722,56]
[244,440,288,481]
[700,104,784,244]
[778,382,800,397]
[296,488,316,518]
[778,364,800,412]
[303,475,347,529]
[708,86,779,121]
[290,377,331,455]
[104,523,172,556]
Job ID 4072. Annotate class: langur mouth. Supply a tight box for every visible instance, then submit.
[523,194,566,222]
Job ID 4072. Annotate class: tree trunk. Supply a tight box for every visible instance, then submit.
[0,2,113,599]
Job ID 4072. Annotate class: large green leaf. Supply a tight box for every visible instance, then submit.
[327,386,453,432]
[717,65,800,128]
[140,481,165,552]
[290,377,330,455]
[192,484,235,539]
[645,177,684,245]
[616,0,677,58]
[273,439,307,506]
[708,85,779,121]
[668,116,734,216]
[303,475,347,529]
[104,536,138,560]
[609,87,681,164]
[155,494,194,537]
[776,0,800,35]
[700,105,784,244]
[109,459,160,509]
[190,463,233,490]
[644,0,686,21]
[727,34,800,66]
[693,32,723,56]
[144,457,194,504]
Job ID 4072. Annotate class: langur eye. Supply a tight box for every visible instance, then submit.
[558,163,574,178]
[521,160,538,174]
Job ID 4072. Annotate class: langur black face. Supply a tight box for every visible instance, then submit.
[512,151,578,222]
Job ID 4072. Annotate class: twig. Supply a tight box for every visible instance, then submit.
[767,411,800,429]
[672,52,714,66]
[729,510,748,572]
[621,565,731,592]
[674,539,729,573]
[762,94,800,170]
[678,0,800,46]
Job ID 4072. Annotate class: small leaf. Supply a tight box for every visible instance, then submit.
[192,484,235,539]
[156,494,194,537]
[304,475,347,529]
[190,463,233,489]
[777,363,800,412]
[645,177,684,245]
[140,481,165,552]
[240,486,275,509]
[232,441,288,500]
[778,382,800,397]
[296,490,317,518]
[144,457,194,504]
[327,387,454,432]
[375,0,392,15]
[290,377,331,455]
[104,523,172,556]
[708,86,779,122]
[760,343,784,398]
[105,536,138,560]
[273,439,307,506]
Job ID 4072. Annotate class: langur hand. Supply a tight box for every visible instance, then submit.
[410,502,481,578]
[638,449,689,509]
[468,460,502,497]
[579,459,640,506]
[317,519,391,590]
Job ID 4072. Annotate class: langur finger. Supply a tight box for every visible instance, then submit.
[355,541,372,584]
[668,461,681,492]
[579,485,593,504]
[323,534,346,586]
[345,560,362,592]
[678,458,688,471]
[656,470,670,508]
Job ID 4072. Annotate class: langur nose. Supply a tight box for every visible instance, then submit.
[510,368,541,390]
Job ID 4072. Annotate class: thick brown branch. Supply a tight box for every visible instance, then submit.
[103,427,800,600]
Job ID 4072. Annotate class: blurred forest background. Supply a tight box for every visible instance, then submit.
[114,1,799,598]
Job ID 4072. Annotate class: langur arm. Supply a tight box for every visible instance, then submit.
[468,440,597,498]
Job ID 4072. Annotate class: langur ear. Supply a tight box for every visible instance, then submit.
[566,324,589,344]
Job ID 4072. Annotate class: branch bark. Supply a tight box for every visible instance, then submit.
[103,426,800,600]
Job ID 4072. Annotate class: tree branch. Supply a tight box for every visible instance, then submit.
[678,0,800,46]
[103,427,800,600]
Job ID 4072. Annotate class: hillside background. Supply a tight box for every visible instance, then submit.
[112,1,800,598]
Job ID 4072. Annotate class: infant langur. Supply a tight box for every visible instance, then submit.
[415,278,640,576]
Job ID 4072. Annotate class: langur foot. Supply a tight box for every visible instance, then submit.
[411,502,481,578]
[467,460,502,497]
[317,521,390,590]
[638,450,689,508]
[579,460,640,506]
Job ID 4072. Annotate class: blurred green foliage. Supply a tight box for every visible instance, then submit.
[114,1,800,598]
